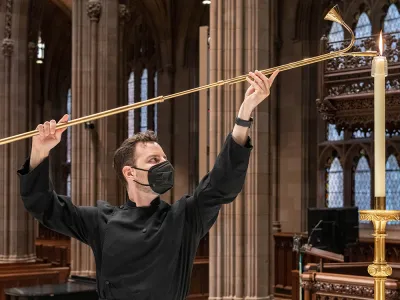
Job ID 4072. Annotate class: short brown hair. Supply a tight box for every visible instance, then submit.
[113,130,158,186]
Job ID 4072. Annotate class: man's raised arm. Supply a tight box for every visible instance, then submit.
[17,115,97,245]
[184,69,279,238]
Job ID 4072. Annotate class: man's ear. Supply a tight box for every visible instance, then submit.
[122,166,135,181]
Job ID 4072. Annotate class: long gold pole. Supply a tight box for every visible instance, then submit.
[0,5,377,146]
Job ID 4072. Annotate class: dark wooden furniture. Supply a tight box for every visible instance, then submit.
[4,281,97,300]
[274,232,400,299]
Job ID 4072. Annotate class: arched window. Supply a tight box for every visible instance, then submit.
[386,154,400,212]
[328,22,345,50]
[326,157,344,207]
[67,88,72,197]
[384,4,400,36]
[128,72,135,137]
[384,4,400,62]
[127,69,158,136]
[353,155,371,212]
[354,12,372,48]
[140,69,148,132]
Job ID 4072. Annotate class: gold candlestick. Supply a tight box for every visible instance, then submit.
[359,32,400,300]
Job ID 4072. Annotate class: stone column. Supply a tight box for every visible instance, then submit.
[117,4,130,200]
[209,0,277,299]
[0,0,35,263]
[70,0,120,277]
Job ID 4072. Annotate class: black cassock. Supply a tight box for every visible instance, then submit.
[17,133,252,300]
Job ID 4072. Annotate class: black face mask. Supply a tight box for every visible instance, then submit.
[132,161,174,194]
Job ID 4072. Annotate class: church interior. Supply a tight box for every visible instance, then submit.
[1,0,400,299]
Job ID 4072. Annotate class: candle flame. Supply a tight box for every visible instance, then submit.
[379,31,383,56]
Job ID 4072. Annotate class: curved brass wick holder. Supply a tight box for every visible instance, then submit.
[0,5,377,146]
[359,205,400,300]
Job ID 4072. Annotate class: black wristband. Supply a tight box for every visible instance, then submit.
[235,116,253,128]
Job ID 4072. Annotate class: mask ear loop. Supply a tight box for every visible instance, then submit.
[131,166,149,172]
[130,166,151,187]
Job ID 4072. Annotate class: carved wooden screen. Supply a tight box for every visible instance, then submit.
[317,2,400,224]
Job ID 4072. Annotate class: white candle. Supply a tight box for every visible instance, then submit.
[371,32,387,200]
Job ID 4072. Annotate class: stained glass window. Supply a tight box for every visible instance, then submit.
[128,72,135,137]
[384,4,400,62]
[354,156,371,218]
[384,4,400,36]
[67,88,72,197]
[386,155,400,224]
[354,12,372,49]
[154,72,158,133]
[127,69,157,135]
[140,69,148,132]
[328,22,345,50]
[326,157,344,207]
[327,124,344,141]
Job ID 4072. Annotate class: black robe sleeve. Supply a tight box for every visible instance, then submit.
[17,156,98,245]
[185,132,253,238]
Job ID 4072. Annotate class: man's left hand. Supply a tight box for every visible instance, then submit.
[244,69,279,111]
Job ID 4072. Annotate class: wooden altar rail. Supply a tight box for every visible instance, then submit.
[292,262,400,300]
[300,271,400,300]
[274,232,400,299]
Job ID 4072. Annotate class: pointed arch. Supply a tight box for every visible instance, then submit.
[328,22,345,50]
[344,143,372,169]
[326,157,344,208]
[353,155,371,212]
[384,3,400,58]
[384,3,400,35]
[354,12,372,48]
[318,145,344,170]
[386,154,400,212]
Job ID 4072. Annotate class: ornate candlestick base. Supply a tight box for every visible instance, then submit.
[359,209,400,300]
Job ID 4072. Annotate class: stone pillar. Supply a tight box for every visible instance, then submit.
[71,0,120,277]
[0,0,35,263]
[117,3,130,200]
[209,0,277,299]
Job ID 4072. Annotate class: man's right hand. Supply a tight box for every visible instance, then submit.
[30,114,69,170]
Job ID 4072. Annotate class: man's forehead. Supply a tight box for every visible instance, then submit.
[135,141,165,156]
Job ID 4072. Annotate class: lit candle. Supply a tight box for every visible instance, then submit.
[372,31,387,208]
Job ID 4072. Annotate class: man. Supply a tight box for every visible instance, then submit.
[17,69,279,300]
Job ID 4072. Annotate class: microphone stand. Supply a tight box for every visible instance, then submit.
[293,220,323,300]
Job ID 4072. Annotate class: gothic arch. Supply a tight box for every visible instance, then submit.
[348,1,372,30]
[319,145,344,169]
[387,143,400,158]
[344,143,372,169]
[379,0,400,29]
